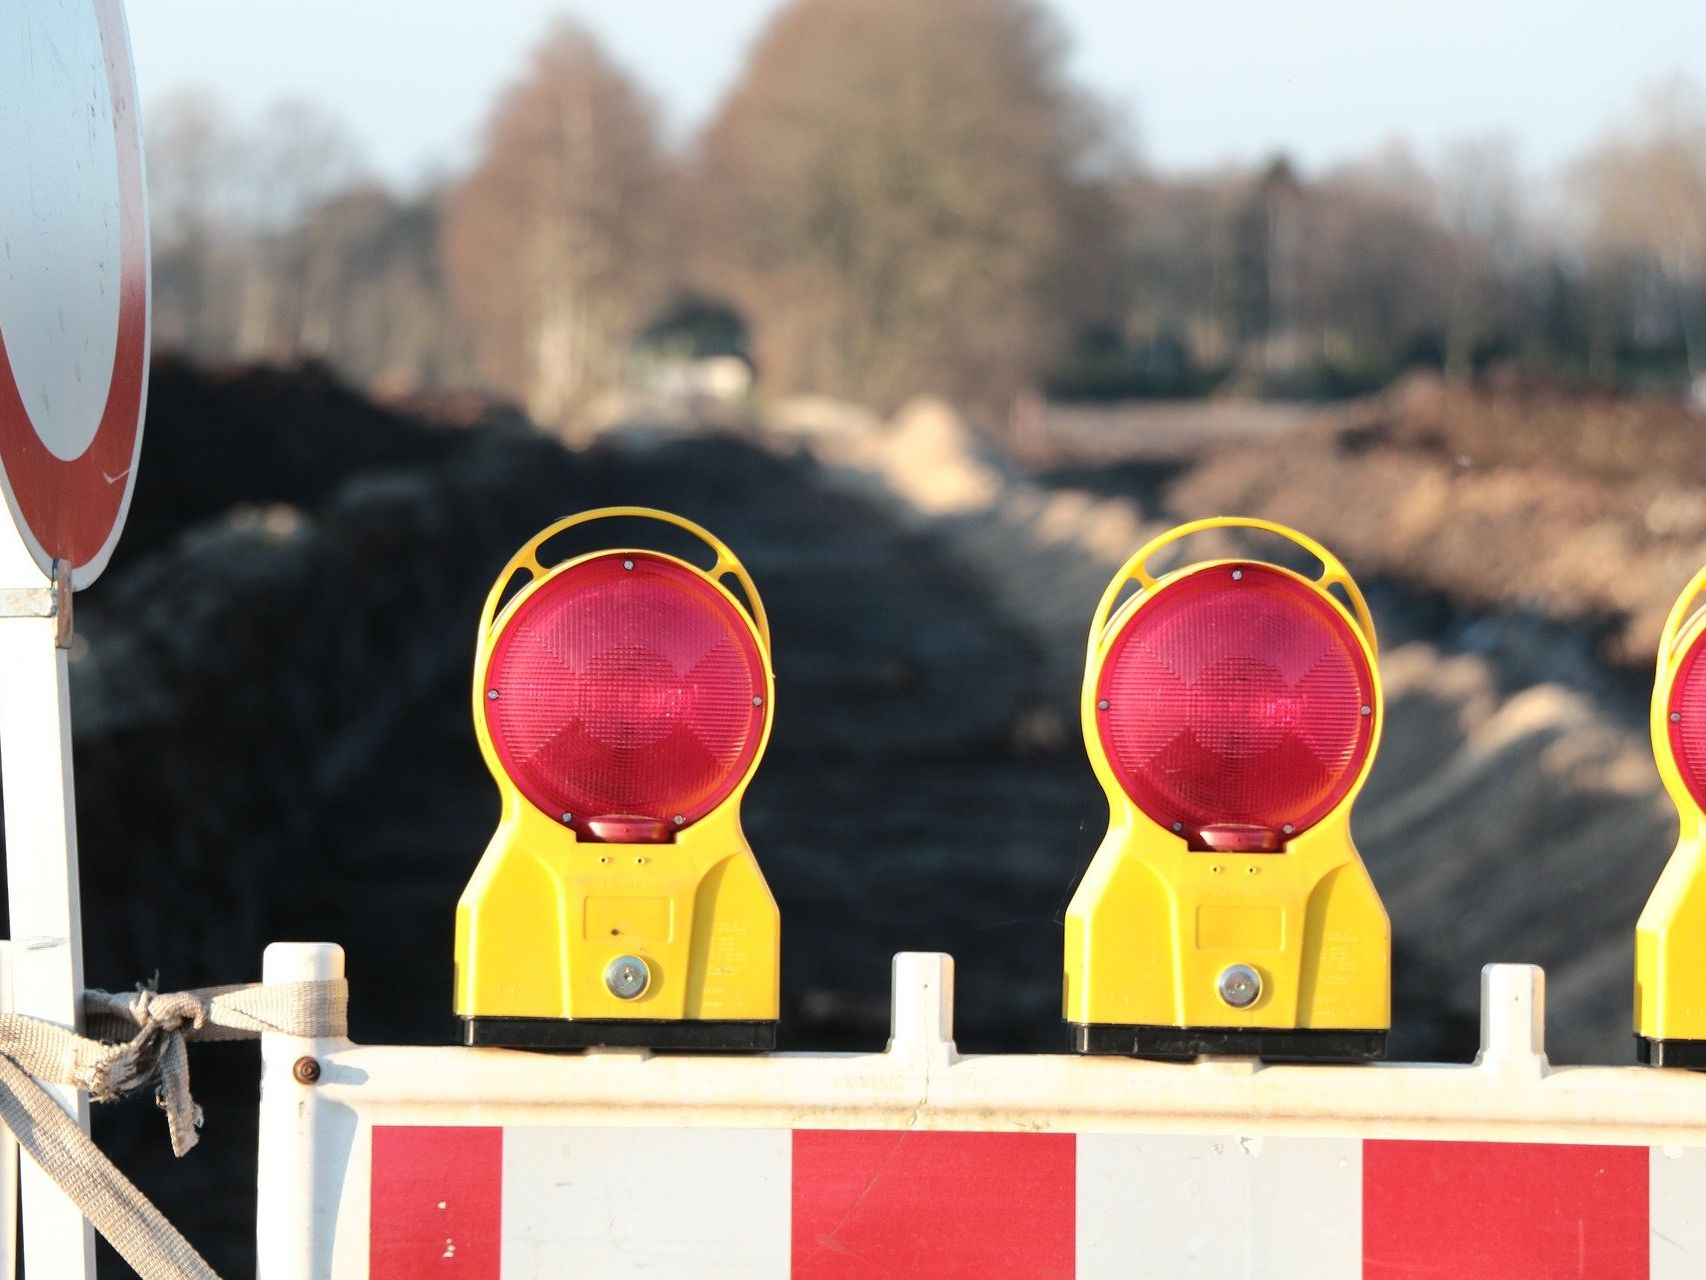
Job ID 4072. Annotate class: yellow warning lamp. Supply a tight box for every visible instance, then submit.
[455,507,780,1050]
[1064,517,1390,1061]
[1635,566,1706,1066]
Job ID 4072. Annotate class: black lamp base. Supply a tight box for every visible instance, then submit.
[461,1016,777,1052]
[1070,1021,1386,1063]
[1637,1034,1706,1068]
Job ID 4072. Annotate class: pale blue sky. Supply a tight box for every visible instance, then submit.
[128,1,1706,187]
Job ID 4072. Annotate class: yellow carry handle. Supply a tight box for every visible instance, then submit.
[1086,516,1376,666]
[1657,563,1706,680]
[476,505,772,656]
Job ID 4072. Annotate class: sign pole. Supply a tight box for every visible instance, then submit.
[0,0,145,1271]
[0,939,18,1280]
[0,531,94,1278]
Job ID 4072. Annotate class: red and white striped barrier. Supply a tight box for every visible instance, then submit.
[257,948,1706,1279]
[367,1126,1682,1277]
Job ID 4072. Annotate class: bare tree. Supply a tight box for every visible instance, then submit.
[1574,77,1706,376]
[443,22,674,429]
[145,89,246,354]
[696,0,1118,414]
[1296,147,1456,380]
[238,101,369,358]
[1434,137,1523,382]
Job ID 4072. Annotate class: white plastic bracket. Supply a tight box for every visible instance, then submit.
[1473,963,1550,1079]
[0,587,54,618]
[886,952,958,1070]
[0,561,72,647]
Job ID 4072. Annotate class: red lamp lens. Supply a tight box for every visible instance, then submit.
[483,552,767,835]
[1667,635,1706,809]
[1095,562,1375,848]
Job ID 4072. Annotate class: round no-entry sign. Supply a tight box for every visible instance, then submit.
[0,0,149,589]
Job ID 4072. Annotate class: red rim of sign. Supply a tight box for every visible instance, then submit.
[0,0,148,585]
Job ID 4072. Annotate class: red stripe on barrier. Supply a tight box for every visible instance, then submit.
[1363,1139,1647,1279]
[791,1130,1075,1279]
[371,1126,503,1278]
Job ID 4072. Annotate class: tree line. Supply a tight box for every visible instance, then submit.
[146,0,1706,428]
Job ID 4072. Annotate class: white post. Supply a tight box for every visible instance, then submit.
[1473,963,1549,1080]
[0,940,17,1280]
[0,536,94,1278]
[257,942,347,1280]
[887,952,957,1067]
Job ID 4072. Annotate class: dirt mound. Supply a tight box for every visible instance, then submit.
[1359,646,1670,1063]
[790,394,1009,518]
[111,357,468,576]
[1370,369,1706,486]
[795,394,1674,1065]
[19,361,1692,1272]
[40,361,1089,1274]
[1173,380,1706,664]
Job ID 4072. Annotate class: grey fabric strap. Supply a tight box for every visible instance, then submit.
[80,979,350,1156]
[0,978,348,1279]
[0,1052,217,1279]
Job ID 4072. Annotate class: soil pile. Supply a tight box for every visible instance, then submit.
[4,361,1686,1273]
[786,393,1675,1068]
[1172,374,1706,663]
[29,361,1085,1273]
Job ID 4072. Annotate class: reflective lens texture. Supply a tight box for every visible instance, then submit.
[1096,562,1375,847]
[1668,628,1706,810]
[484,552,767,834]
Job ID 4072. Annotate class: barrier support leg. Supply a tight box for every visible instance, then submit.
[0,554,94,1280]
[0,940,16,1280]
[257,943,348,1280]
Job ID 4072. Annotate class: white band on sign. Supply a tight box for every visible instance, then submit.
[0,0,124,463]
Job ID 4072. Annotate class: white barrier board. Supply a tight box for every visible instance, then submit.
[257,949,1706,1279]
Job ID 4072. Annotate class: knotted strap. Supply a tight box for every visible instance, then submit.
[0,977,347,1279]
[80,979,349,1156]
